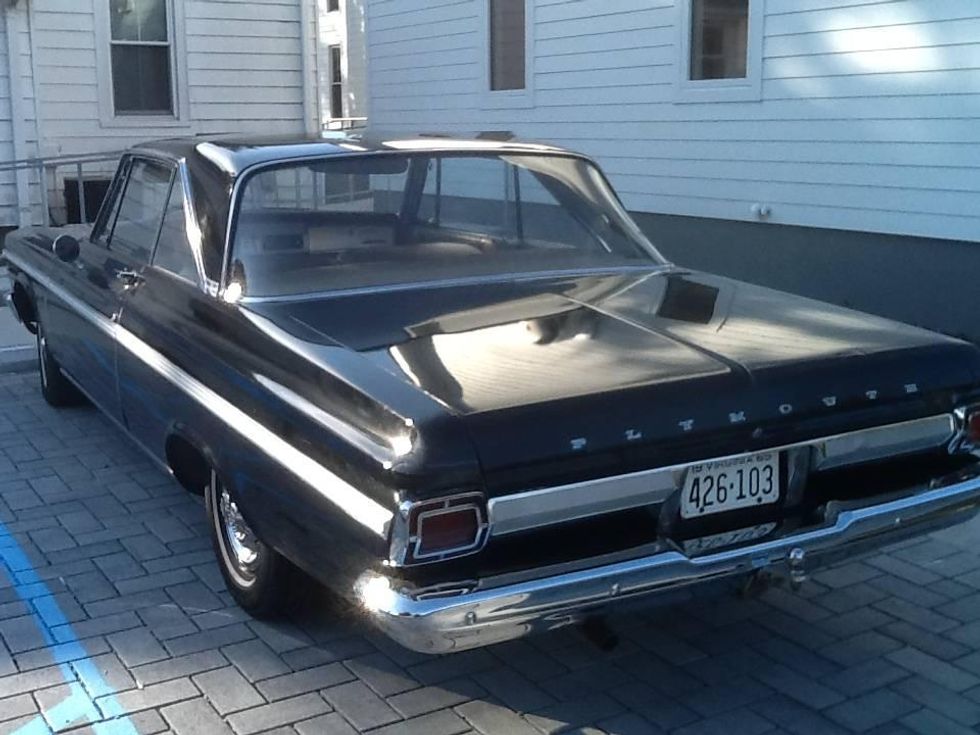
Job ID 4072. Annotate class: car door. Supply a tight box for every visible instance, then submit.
[42,156,172,419]
[115,168,211,462]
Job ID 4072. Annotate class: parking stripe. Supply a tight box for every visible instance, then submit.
[0,520,139,735]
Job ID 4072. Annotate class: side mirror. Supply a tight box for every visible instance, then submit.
[52,234,80,263]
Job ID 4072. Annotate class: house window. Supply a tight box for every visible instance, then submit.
[327,0,339,11]
[675,0,763,102]
[109,0,173,114]
[690,0,748,80]
[329,46,343,118]
[489,0,525,91]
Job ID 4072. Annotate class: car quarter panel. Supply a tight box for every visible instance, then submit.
[114,267,484,593]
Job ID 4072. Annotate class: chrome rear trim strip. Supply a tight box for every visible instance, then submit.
[489,414,957,537]
[6,252,393,537]
[815,414,955,471]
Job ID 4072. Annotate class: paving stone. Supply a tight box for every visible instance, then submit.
[95,677,199,717]
[367,710,470,735]
[344,652,420,698]
[293,712,359,735]
[820,631,904,667]
[256,662,353,701]
[323,680,401,730]
[881,621,971,661]
[225,693,331,735]
[163,623,253,657]
[456,699,541,735]
[220,638,290,683]
[823,657,910,696]
[900,709,974,735]
[132,650,228,687]
[892,676,980,727]
[751,694,850,735]
[825,689,920,732]
[886,646,979,692]
[673,708,775,735]
[161,697,234,735]
[388,678,486,719]
[108,627,169,668]
[192,666,264,715]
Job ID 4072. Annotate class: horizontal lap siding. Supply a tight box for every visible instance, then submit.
[366,0,980,243]
[31,0,308,154]
[0,11,17,223]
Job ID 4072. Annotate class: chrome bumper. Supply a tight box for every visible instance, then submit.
[356,473,980,654]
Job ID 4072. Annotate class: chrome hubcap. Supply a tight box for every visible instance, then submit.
[219,488,260,570]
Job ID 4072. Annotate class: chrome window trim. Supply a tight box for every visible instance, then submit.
[488,414,957,537]
[6,251,393,537]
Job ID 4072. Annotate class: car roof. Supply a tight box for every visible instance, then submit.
[131,130,579,178]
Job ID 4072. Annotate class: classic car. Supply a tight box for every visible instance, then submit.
[5,132,980,655]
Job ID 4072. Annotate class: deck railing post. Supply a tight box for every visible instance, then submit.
[76,162,87,224]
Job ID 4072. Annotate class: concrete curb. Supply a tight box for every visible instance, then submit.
[0,346,36,374]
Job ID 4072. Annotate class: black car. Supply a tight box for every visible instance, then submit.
[5,132,980,654]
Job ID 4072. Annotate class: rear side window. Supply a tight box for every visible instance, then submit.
[152,177,199,283]
[108,158,173,263]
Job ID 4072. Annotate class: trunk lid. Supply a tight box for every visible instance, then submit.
[248,269,980,489]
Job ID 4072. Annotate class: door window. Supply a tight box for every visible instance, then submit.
[152,177,199,282]
[108,158,174,264]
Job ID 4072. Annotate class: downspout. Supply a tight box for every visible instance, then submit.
[300,0,319,135]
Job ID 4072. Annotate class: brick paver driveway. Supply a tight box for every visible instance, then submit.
[2,370,980,735]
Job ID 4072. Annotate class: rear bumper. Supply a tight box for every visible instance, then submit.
[356,471,980,654]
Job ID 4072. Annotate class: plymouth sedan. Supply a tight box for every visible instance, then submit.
[5,133,980,654]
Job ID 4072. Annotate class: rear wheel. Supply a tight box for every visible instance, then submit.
[205,470,297,617]
[36,320,84,407]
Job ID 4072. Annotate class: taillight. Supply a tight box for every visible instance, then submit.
[968,411,980,445]
[388,493,489,566]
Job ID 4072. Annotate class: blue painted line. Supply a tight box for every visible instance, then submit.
[0,520,139,735]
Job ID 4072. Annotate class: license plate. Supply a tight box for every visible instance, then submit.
[682,523,778,555]
[680,452,780,519]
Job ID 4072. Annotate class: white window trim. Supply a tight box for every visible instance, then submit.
[674,0,764,104]
[94,0,192,128]
[479,0,535,110]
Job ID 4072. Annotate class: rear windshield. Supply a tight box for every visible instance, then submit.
[229,153,664,298]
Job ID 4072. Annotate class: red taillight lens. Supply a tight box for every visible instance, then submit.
[416,507,481,557]
[397,493,487,563]
[968,411,980,444]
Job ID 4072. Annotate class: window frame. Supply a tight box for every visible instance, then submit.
[148,166,205,287]
[480,0,535,110]
[104,156,177,266]
[328,44,344,119]
[675,0,765,104]
[94,0,191,128]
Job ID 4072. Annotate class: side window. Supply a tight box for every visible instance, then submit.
[152,177,199,282]
[92,158,132,246]
[108,159,173,263]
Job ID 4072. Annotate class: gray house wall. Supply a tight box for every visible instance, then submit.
[637,213,980,344]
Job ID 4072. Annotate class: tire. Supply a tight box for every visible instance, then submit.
[36,320,84,407]
[205,469,297,618]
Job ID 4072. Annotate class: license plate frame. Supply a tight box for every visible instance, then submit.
[680,452,781,520]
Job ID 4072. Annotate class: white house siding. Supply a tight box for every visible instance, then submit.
[0,11,19,225]
[365,0,980,245]
[32,0,312,157]
[316,0,368,125]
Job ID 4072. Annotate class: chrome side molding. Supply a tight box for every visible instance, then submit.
[489,414,957,537]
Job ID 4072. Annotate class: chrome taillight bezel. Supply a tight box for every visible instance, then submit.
[387,492,490,567]
[951,405,980,454]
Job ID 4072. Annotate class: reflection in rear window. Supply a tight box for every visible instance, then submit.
[230,153,663,298]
